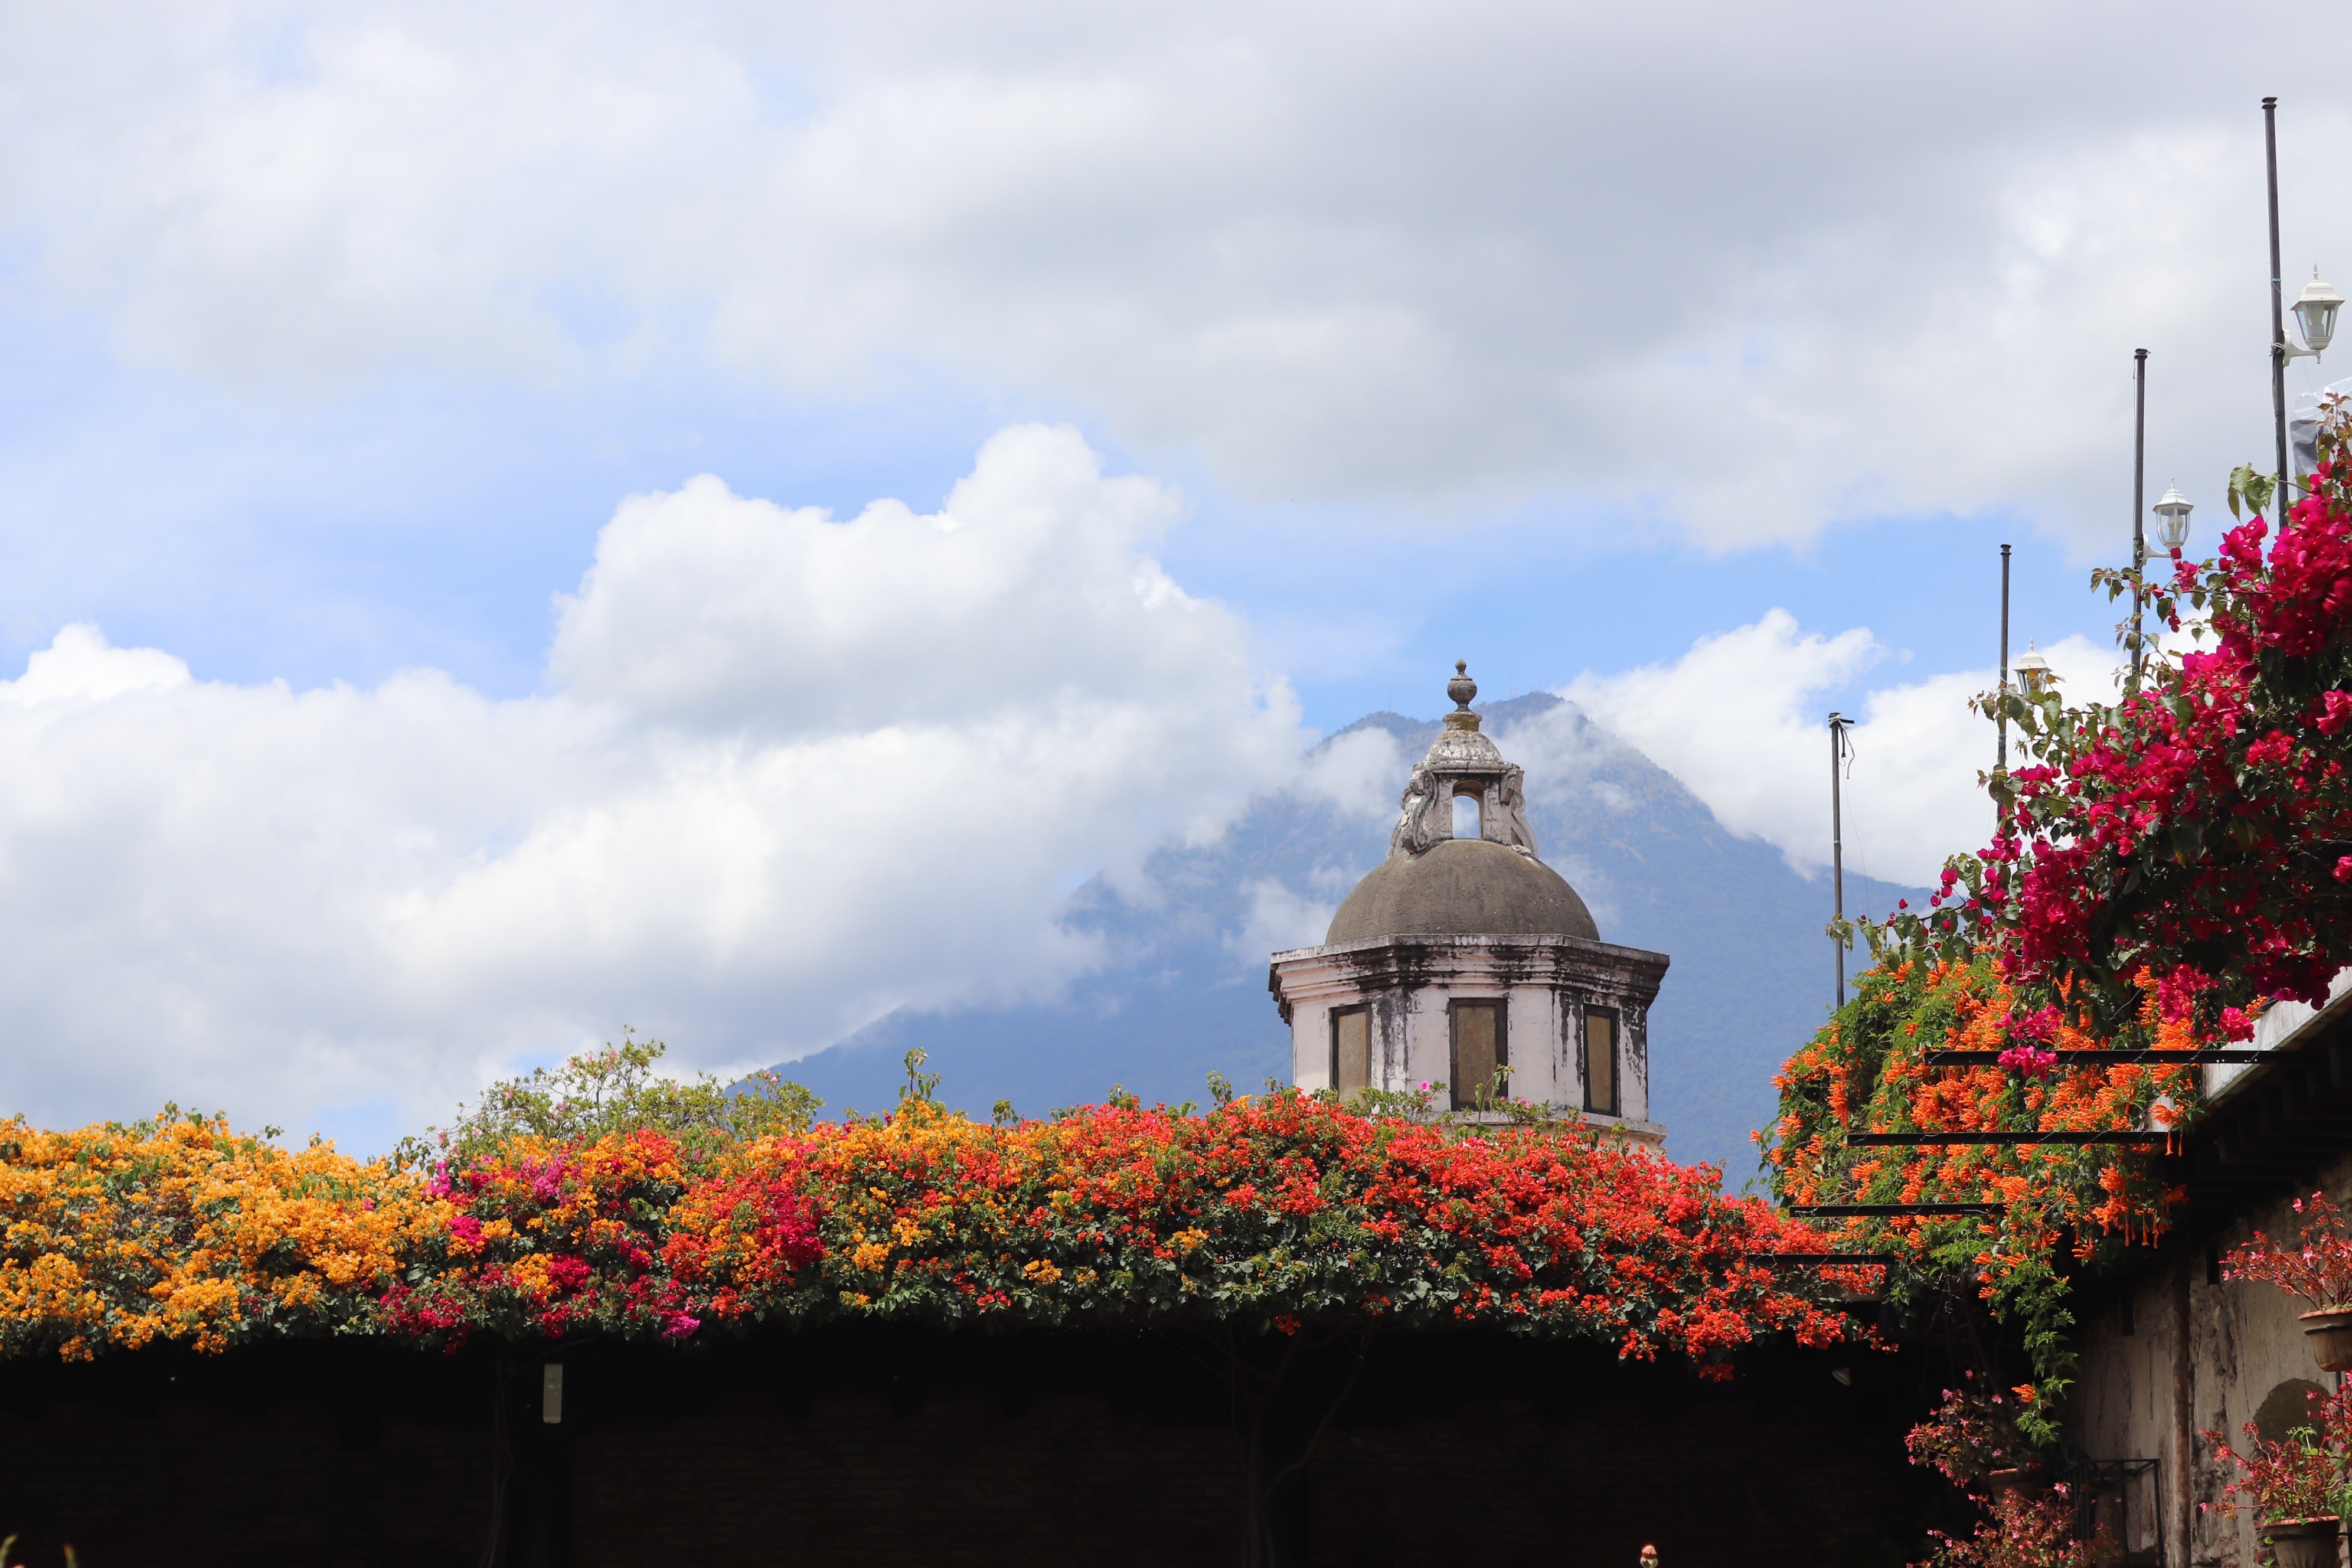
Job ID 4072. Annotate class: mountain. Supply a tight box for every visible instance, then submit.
[771,693,1922,1178]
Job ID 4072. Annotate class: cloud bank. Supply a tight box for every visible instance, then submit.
[0,426,1299,1136]
[2,1,2343,549]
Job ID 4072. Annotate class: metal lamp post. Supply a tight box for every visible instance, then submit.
[2265,98,2343,524]
[1828,711,1854,1008]
[2131,349,2148,694]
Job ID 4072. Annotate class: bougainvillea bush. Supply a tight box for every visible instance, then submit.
[668,1090,1870,1368]
[0,1072,1871,1371]
[0,1109,439,1360]
[1766,406,2352,1400]
[1879,404,2352,1035]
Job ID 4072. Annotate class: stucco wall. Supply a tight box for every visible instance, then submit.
[2072,1156,2352,1566]
[1269,934,1665,1141]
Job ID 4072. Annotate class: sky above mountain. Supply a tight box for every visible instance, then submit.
[0,3,2343,1143]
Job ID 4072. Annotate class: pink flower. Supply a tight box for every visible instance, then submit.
[1996,1044,2058,1080]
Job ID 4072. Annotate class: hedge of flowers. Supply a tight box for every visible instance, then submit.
[0,1109,445,1361]
[0,1083,1871,1371]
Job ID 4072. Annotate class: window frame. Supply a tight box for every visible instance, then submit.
[1329,1004,1372,1100]
[1582,1005,1621,1117]
[1448,997,1508,1112]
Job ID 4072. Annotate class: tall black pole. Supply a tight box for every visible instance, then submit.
[2131,349,2148,695]
[1830,711,1847,1009]
[2268,96,2292,527]
[1998,544,2011,775]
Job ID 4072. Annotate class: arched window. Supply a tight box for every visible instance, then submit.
[1451,790,1482,839]
[2255,1379,2331,1449]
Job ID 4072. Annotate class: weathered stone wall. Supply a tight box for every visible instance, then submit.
[2071,1152,2352,1567]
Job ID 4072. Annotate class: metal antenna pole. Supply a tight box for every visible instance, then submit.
[2268,96,2291,527]
[1830,711,1848,1009]
[2131,349,2148,696]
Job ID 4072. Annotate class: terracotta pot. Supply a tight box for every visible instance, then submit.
[1981,1466,2034,1500]
[2302,1309,2352,1373]
[2262,1516,2342,1568]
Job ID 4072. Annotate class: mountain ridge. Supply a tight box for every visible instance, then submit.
[772,692,1920,1175]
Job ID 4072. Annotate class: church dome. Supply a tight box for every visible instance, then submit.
[1322,661,1599,946]
[1327,837,1598,943]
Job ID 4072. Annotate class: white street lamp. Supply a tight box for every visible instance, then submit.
[2154,482,2194,551]
[2013,641,2054,697]
[2288,269,2344,361]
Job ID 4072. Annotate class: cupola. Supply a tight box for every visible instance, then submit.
[1267,664,1671,1142]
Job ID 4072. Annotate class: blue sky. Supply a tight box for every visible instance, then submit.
[2,0,2350,1138]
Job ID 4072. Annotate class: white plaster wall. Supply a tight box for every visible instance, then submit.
[1272,937,1658,1135]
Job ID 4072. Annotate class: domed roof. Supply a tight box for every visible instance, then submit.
[1322,661,1600,946]
[1327,837,1598,944]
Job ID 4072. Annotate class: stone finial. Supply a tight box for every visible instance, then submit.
[1443,661,1481,733]
[1446,659,1477,711]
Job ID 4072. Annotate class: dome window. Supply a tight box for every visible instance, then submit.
[1450,999,1507,1110]
[1583,1010,1620,1118]
[1331,1005,1371,1100]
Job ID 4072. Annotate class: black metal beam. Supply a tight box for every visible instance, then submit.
[1847,1131,2170,1146]
[1923,1050,2273,1064]
[1788,1203,2001,1217]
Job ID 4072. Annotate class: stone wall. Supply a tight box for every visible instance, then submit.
[2071,1151,2352,1567]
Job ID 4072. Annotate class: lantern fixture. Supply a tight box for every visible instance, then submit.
[2289,268,2344,361]
[2154,482,2194,551]
[2013,641,2054,697]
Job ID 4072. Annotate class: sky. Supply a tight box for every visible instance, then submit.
[3,1,2350,1143]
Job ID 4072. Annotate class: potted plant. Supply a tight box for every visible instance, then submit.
[2220,1190,2352,1372]
[2204,1386,2352,1568]
[1917,1487,2097,1567]
[1907,1374,2041,1497]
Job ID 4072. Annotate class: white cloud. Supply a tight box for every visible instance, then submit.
[0,425,1302,1135]
[1566,610,2116,887]
[0,2,2342,550]
[1293,726,1405,824]
[1230,876,1343,963]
